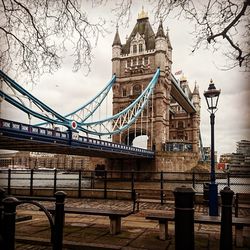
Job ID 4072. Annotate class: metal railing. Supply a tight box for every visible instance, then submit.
[0,188,66,250]
[0,169,249,200]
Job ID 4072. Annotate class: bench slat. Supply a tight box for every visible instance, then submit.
[146,213,250,226]
[46,206,133,217]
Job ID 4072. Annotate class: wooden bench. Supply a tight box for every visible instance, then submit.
[15,196,56,202]
[46,207,133,235]
[145,212,250,247]
[134,189,172,211]
[235,193,250,217]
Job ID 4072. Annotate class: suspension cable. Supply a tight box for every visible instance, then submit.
[151,90,154,149]
[146,95,149,143]
[134,119,137,142]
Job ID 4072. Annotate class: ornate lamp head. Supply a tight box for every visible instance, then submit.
[204,79,221,113]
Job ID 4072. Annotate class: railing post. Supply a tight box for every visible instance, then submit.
[78,170,82,198]
[30,169,34,196]
[104,170,107,199]
[2,197,19,250]
[174,186,195,250]
[131,170,135,200]
[53,191,66,250]
[0,187,6,244]
[91,171,94,189]
[235,193,239,217]
[160,171,164,205]
[227,172,230,187]
[7,168,11,195]
[53,168,57,194]
[220,187,234,250]
[0,187,6,217]
[192,172,195,189]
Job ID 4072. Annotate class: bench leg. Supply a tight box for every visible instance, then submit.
[159,220,168,240]
[235,225,244,247]
[109,216,121,235]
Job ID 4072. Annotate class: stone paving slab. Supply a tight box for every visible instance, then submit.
[13,198,250,249]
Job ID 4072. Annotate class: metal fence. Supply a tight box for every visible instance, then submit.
[0,169,249,198]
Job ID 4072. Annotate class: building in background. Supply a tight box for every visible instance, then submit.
[0,151,105,170]
[203,146,218,164]
[227,140,250,173]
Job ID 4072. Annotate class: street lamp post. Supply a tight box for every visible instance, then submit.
[204,80,221,216]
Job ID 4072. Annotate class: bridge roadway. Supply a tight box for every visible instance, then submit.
[0,119,154,159]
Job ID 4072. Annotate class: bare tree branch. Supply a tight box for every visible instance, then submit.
[111,0,250,71]
[0,0,107,85]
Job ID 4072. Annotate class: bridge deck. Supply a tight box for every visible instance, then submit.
[0,119,154,159]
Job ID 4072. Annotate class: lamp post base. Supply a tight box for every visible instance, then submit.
[209,183,218,216]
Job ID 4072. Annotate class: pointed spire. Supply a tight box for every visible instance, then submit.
[166,27,172,49]
[156,19,166,38]
[193,81,200,95]
[138,6,148,20]
[180,74,187,82]
[112,24,122,46]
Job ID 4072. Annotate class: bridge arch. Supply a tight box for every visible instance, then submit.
[119,127,152,149]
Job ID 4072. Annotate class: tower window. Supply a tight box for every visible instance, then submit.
[132,58,137,66]
[127,59,132,67]
[122,88,127,97]
[139,44,143,52]
[178,121,184,129]
[133,44,137,54]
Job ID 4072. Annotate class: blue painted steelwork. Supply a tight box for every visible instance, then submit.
[0,69,160,136]
[0,69,196,140]
[0,70,70,127]
[0,90,69,127]
[0,119,154,158]
[79,68,160,135]
[36,74,116,126]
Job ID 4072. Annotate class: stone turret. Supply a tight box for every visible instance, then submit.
[191,82,201,154]
[166,28,172,61]
[192,82,201,112]
[155,20,167,70]
[112,26,122,76]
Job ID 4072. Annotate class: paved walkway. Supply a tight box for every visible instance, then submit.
[14,198,250,250]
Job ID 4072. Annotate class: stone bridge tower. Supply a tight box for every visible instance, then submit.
[111,9,201,171]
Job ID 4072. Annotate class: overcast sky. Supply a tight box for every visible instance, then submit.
[1,1,249,157]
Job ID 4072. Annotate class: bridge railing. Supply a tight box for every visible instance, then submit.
[0,169,249,201]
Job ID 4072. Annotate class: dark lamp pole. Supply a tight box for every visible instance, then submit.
[204,79,221,216]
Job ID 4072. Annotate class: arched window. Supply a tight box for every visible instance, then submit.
[133,84,141,95]
[178,121,184,129]
[132,58,137,66]
[127,59,132,67]
[133,44,137,54]
[139,44,143,52]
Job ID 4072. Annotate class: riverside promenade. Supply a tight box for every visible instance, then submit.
[14,198,250,250]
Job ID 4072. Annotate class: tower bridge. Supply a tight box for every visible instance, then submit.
[0,9,202,172]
